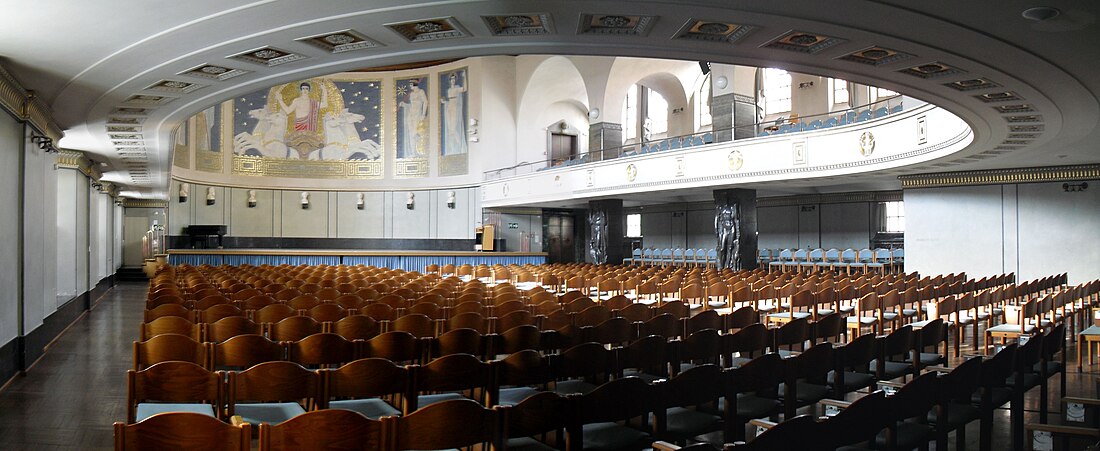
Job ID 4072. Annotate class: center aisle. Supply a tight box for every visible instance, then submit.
[0,282,146,451]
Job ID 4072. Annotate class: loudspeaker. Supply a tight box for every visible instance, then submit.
[699,61,711,75]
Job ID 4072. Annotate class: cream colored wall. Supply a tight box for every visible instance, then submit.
[168,180,477,239]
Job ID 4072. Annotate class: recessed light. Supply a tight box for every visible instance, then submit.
[1022,7,1060,21]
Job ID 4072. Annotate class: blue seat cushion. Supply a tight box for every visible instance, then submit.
[582,422,650,451]
[665,406,721,438]
[498,387,541,406]
[416,392,467,408]
[329,398,401,419]
[234,402,306,425]
[553,379,598,395]
[135,403,216,422]
[507,437,558,451]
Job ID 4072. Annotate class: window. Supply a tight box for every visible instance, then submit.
[832,78,850,105]
[696,74,712,130]
[762,68,791,115]
[626,213,642,237]
[645,88,668,137]
[884,201,905,232]
[622,84,639,142]
[870,86,899,102]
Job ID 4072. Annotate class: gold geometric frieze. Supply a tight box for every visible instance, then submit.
[440,154,468,177]
[232,154,383,179]
[196,150,223,173]
[395,157,429,178]
[758,191,901,207]
[899,164,1100,189]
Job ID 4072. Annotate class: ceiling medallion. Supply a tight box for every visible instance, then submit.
[111,107,149,116]
[298,29,382,53]
[836,46,913,66]
[482,14,553,36]
[124,94,174,106]
[107,126,140,133]
[763,30,845,54]
[146,79,203,94]
[728,150,744,171]
[107,117,142,125]
[578,14,655,36]
[625,164,638,182]
[387,17,468,42]
[944,78,1000,91]
[229,46,306,67]
[180,64,249,81]
[1005,115,1043,123]
[859,131,876,156]
[994,104,1034,114]
[675,19,754,44]
[898,62,964,79]
[975,91,1022,103]
[1009,124,1044,132]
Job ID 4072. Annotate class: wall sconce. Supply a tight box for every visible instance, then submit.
[714,76,728,90]
[798,81,815,89]
[247,190,257,208]
[300,192,310,210]
[587,108,600,120]
[1063,182,1088,192]
[91,181,103,191]
[30,135,58,153]
[468,118,480,142]
[406,192,415,210]
[206,187,216,205]
[447,191,456,209]
[178,183,189,203]
[356,193,365,210]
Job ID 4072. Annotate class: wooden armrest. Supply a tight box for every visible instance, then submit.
[653,441,681,451]
[1026,423,1100,437]
[924,365,953,373]
[229,415,247,427]
[749,418,778,429]
[819,398,854,409]
[1063,396,1100,407]
[877,380,906,388]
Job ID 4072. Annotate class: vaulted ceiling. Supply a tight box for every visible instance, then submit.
[2,1,1096,199]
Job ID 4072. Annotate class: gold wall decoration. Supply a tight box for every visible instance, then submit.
[172,121,190,169]
[232,154,383,179]
[195,102,225,173]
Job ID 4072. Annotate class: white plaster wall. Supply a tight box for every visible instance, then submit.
[56,170,80,299]
[1016,182,1100,284]
[0,116,22,343]
[906,185,1014,280]
[819,202,872,250]
[22,136,51,332]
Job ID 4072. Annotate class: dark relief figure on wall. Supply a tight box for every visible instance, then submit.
[589,209,608,264]
[715,201,740,270]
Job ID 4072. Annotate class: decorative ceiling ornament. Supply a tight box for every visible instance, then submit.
[179,63,249,81]
[386,17,468,42]
[123,94,174,105]
[1009,124,1044,132]
[994,104,1034,114]
[898,62,965,79]
[625,163,637,182]
[110,107,150,116]
[298,29,382,53]
[674,19,754,43]
[858,131,876,157]
[763,30,845,54]
[1005,114,1043,123]
[106,117,142,125]
[482,13,553,35]
[107,125,140,133]
[145,79,204,94]
[944,78,1000,91]
[836,46,913,66]
[578,14,656,36]
[229,46,307,67]
[975,91,1023,103]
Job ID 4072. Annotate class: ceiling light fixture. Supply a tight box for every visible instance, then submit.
[1022,7,1060,21]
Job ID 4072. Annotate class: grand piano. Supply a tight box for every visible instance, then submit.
[186,225,227,249]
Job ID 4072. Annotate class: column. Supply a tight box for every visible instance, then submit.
[713,188,758,270]
[712,93,758,142]
[588,122,622,161]
[587,199,624,264]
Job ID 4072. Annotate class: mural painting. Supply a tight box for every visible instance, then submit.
[172,121,189,169]
[195,104,223,172]
[439,67,468,176]
[394,75,429,177]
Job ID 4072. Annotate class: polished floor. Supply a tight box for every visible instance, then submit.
[0,281,1096,450]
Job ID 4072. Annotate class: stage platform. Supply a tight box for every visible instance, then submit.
[166,249,547,272]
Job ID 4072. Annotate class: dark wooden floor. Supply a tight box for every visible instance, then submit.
[0,281,1095,450]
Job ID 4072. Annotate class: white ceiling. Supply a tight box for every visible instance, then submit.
[2,1,1097,199]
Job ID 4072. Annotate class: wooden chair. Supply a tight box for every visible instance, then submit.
[495,349,555,406]
[781,342,834,418]
[431,327,486,359]
[140,316,200,341]
[722,352,784,442]
[640,313,682,340]
[127,361,221,423]
[307,303,347,323]
[226,361,320,427]
[332,315,380,341]
[619,334,670,382]
[723,323,770,368]
[144,303,193,322]
[114,412,250,451]
[133,333,206,371]
[387,399,502,451]
[269,316,322,342]
[408,353,494,412]
[655,364,723,442]
[570,377,655,451]
[360,303,397,322]
[209,334,284,371]
[253,304,297,325]
[323,358,409,419]
[391,313,438,338]
[206,316,262,343]
[287,333,356,368]
[552,342,613,395]
[501,391,574,451]
[363,331,421,364]
[258,409,385,451]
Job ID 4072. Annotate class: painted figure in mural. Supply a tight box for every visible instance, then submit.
[398,80,428,158]
[440,71,468,155]
[589,209,608,264]
[277,82,329,159]
[715,202,740,270]
[322,108,381,160]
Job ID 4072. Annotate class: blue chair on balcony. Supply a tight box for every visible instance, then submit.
[626,248,642,265]
[800,248,823,273]
[705,249,718,268]
[854,249,874,273]
[639,248,655,266]
[818,248,841,272]
[865,248,891,273]
[683,249,696,267]
[659,248,673,267]
[841,249,861,274]
[769,249,792,272]
[891,248,904,273]
[757,249,772,266]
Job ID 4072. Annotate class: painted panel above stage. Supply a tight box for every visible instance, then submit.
[171,60,484,191]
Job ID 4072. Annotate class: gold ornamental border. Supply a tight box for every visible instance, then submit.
[899,164,1100,189]
[233,154,384,179]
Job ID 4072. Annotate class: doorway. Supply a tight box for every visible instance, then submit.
[548,132,577,165]
[543,212,575,263]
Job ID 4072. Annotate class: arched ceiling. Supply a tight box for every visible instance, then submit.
[2,0,1097,199]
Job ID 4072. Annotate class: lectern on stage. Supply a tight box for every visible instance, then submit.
[475,225,495,251]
